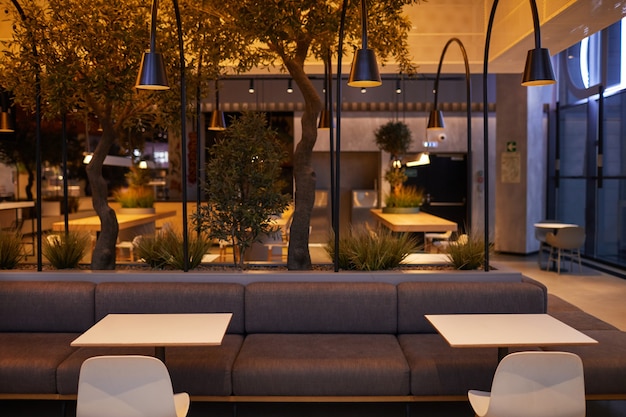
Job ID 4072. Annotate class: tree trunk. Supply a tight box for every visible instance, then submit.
[86,122,118,270]
[25,167,34,201]
[285,61,322,270]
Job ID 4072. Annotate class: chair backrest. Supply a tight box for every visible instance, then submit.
[456,234,469,245]
[76,355,180,417]
[546,226,585,250]
[487,351,585,417]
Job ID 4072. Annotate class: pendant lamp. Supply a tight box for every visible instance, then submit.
[522,48,556,86]
[0,110,14,133]
[347,0,381,87]
[135,0,169,90]
[427,110,445,130]
[208,80,226,131]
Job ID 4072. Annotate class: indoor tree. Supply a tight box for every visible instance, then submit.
[202,0,421,269]
[195,111,291,268]
[0,0,242,269]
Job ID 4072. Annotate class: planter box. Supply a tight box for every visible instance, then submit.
[0,264,523,284]
[382,207,420,214]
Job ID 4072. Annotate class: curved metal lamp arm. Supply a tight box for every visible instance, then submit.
[10,0,43,271]
[529,0,542,49]
[149,0,159,52]
[430,37,472,234]
[359,0,368,50]
[431,38,470,113]
[172,0,189,271]
[482,0,553,271]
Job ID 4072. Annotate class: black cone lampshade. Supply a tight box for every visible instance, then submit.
[318,109,331,129]
[0,111,14,133]
[348,49,382,87]
[135,51,169,90]
[427,109,445,130]
[208,110,226,131]
[521,48,556,86]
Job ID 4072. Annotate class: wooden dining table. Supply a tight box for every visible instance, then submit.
[370,209,458,233]
[52,210,176,232]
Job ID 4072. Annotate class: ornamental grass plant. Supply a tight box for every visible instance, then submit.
[0,231,25,269]
[445,232,492,270]
[325,224,419,270]
[42,231,91,269]
[384,186,424,208]
[135,227,212,270]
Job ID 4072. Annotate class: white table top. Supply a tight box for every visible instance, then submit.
[71,313,232,348]
[0,201,35,210]
[425,314,597,349]
[534,222,578,229]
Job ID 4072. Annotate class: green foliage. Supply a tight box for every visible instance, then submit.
[445,233,492,270]
[194,112,291,268]
[43,232,90,269]
[0,231,25,269]
[385,186,424,208]
[374,121,413,157]
[135,228,211,270]
[384,167,408,191]
[325,225,419,271]
[114,187,155,209]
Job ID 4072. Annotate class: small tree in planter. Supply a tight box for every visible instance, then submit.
[113,165,155,210]
[374,121,421,212]
[194,112,291,268]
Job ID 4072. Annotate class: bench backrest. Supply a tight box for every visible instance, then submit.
[244,282,398,334]
[0,281,96,332]
[95,282,245,334]
[397,281,547,334]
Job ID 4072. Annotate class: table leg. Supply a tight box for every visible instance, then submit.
[498,347,508,362]
[155,346,166,362]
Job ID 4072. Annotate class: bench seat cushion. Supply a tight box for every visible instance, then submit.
[166,334,244,396]
[0,333,78,394]
[233,334,409,396]
[541,330,626,395]
[56,334,243,396]
[547,295,618,331]
[398,334,498,396]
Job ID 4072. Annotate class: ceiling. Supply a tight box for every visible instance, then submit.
[1,0,625,76]
[301,0,626,76]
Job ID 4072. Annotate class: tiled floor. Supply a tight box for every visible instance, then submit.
[3,252,626,417]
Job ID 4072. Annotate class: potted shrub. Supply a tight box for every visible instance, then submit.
[194,112,291,268]
[114,165,155,212]
[374,121,422,213]
[374,121,413,159]
[383,186,424,213]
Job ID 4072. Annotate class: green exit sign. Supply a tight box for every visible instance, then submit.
[506,141,517,152]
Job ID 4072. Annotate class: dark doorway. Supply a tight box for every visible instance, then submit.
[405,153,468,232]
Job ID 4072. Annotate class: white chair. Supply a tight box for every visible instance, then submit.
[433,233,468,252]
[546,226,585,274]
[116,235,142,262]
[76,355,189,417]
[534,222,555,268]
[424,230,452,253]
[468,351,585,417]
